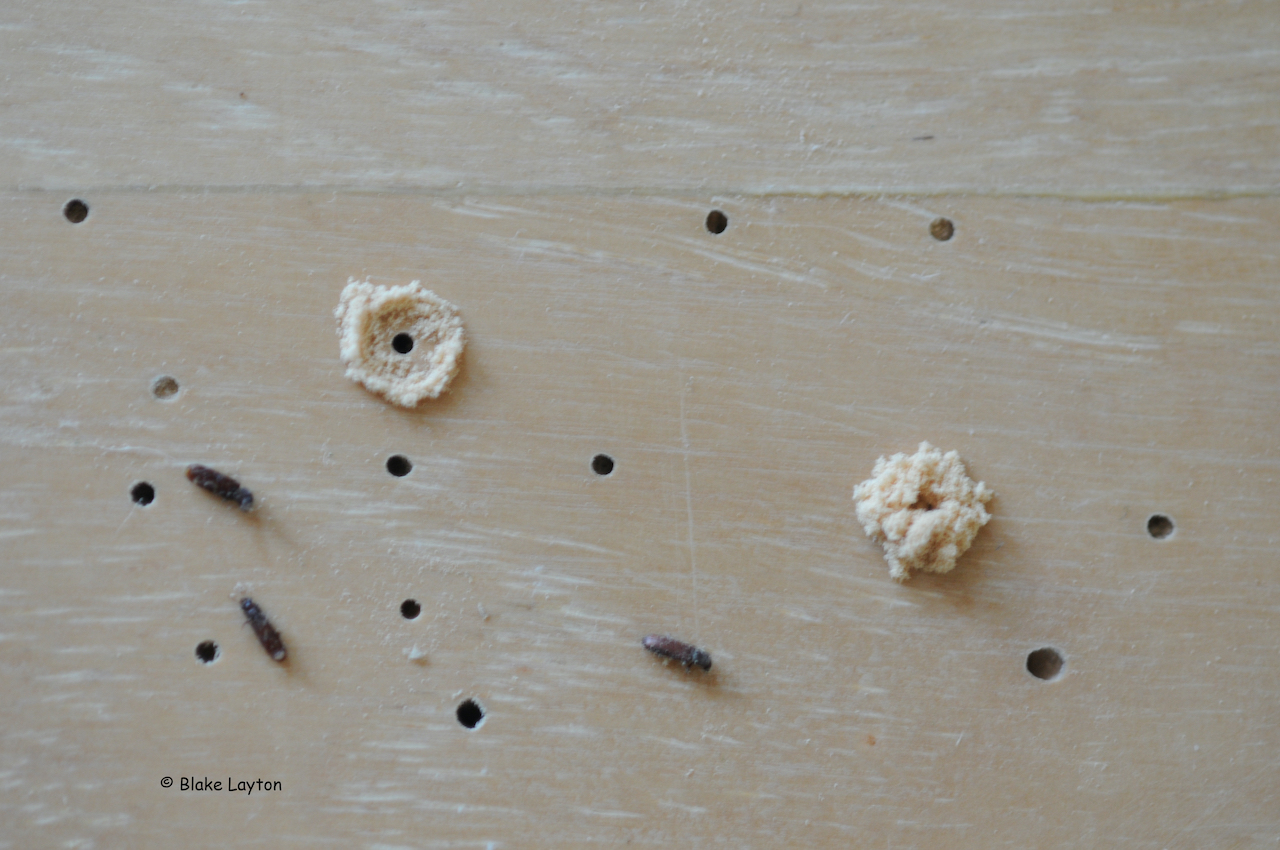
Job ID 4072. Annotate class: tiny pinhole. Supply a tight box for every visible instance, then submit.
[400,599,421,620]
[705,210,728,234]
[930,217,954,241]
[386,455,412,477]
[1147,514,1174,540]
[151,375,179,399]
[591,454,614,476]
[63,199,89,224]
[131,482,155,506]
[457,699,485,729]
[392,333,414,354]
[1026,647,1064,681]
[195,641,221,664]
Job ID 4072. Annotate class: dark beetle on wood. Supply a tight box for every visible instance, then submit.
[642,634,712,671]
[241,597,287,662]
[186,464,254,511]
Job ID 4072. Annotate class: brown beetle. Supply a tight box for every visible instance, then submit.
[642,634,712,671]
[241,598,287,662]
[186,464,254,511]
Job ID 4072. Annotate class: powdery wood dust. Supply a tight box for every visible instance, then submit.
[853,442,992,582]
[334,279,465,407]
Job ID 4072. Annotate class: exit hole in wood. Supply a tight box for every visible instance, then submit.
[1147,514,1174,539]
[131,482,155,506]
[63,199,89,223]
[151,375,179,399]
[1026,647,1064,681]
[457,699,485,729]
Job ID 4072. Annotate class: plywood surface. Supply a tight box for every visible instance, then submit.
[5,0,1279,195]
[2,2,1279,849]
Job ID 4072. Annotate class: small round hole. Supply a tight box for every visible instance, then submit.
[1026,647,1064,681]
[195,641,220,664]
[151,375,179,399]
[392,333,414,354]
[130,482,155,506]
[386,455,412,477]
[591,454,614,476]
[705,209,728,234]
[456,699,485,729]
[63,199,89,224]
[400,599,421,620]
[930,217,954,241]
[1147,514,1175,540]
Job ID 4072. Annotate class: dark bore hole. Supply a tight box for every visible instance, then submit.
[151,375,179,399]
[1147,514,1175,540]
[457,699,485,729]
[63,199,89,224]
[400,599,421,620]
[705,209,728,234]
[591,454,615,476]
[195,641,220,664]
[386,455,412,477]
[1027,647,1064,681]
[930,217,955,241]
[911,493,939,511]
[131,482,155,506]
[392,333,414,354]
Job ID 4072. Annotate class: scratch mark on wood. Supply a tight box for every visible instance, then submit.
[679,376,699,634]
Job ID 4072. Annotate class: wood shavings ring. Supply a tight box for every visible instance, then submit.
[334,278,466,407]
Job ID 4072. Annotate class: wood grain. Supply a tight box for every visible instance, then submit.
[4,0,1279,195]
[1,191,1276,847]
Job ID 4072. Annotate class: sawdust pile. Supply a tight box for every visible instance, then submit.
[853,442,992,582]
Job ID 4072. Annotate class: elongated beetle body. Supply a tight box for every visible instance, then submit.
[241,597,287,662]
[642,634,712,671]
[187,464,254,511]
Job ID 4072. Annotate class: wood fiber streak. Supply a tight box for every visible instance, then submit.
[0,193,1276,847]
[2,0,1278,194]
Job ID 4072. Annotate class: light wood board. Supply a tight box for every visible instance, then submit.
[2,2,1279,848]
[5,0,1279,195]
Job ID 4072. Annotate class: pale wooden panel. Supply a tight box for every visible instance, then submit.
[1,192,1276,847]
[4,0,1279,195]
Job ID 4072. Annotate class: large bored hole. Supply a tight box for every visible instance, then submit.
[195,641,220,664]
[705,209,728,234]
[131,482,155,506]
[63,199,89,224]
[591,454,615,476]
[151,375,179,399]
[1147,514,1175,540]
[1026,647,1064,681]
[457,699,485,729]
[392,333,414,354]
[400,599,421,620]
[386,455,412,477]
